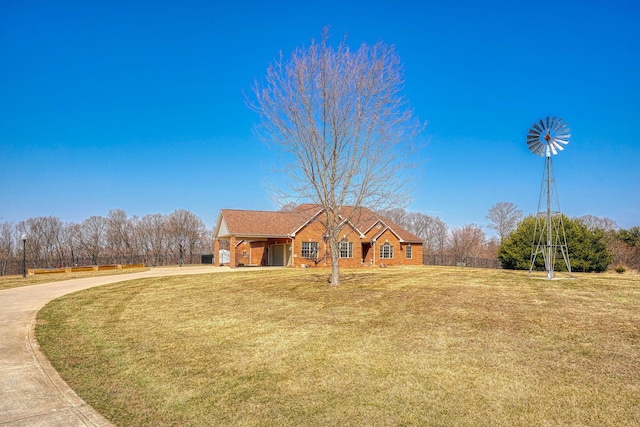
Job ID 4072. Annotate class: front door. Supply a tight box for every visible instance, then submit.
[362,242,371,265]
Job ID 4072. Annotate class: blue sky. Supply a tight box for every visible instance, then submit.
[1,0,639,234]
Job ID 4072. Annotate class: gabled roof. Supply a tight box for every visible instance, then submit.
[214,205,423,243]
[214,209,306,238]
[339,206,423,243]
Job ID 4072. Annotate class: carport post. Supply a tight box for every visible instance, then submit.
[229,236,237,268]
[214,239,220,265]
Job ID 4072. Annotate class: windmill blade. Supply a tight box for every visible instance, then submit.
[527,130,540,138]
[528,141,544,152]
[551,117,563,132]
[528,141,543,154]
[527,116,571,156]
[532,122,543,133]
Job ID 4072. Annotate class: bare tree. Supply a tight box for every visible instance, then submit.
[415,214,448,255]
[0,221,14,275]
[379,208,448,255]
[138,214,169,266]
[78,216,107,265]
[106,209,135,263]
[278,202,299,212]
[167,209,206,264]
[577,215,618,232]
[379,208,410,228]
[486,202,523,244]
[17,216,65,268]
[448,224,486,263]
[249,28,423,285]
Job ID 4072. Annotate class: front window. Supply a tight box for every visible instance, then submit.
[302,241,318,259]
[380,242,394,259]
[339,240,353,258]
[406,244,412,259]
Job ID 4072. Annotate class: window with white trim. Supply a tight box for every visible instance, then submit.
[380,242,394,259]
[339,240,353,258]
[406,244,412,259]
[302,242,318,259]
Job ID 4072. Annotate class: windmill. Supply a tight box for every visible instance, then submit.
[527,116,572,279]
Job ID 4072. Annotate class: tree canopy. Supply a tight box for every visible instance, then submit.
[498,215,612,273]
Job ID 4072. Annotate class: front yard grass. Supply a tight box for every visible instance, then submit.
[0,267,149,291]
[36,267,640,426]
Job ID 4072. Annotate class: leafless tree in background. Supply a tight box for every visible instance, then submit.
[106,209,134,263]
[448,224,486,263]
[379,208,448,255]
[486,202,523,244]
[79,216,107,265]
[1,209,213,275]
[577,215,618,232]
[0,222,14,275]
[137,214,169,266]
[167,209,206,264]
[16,216,66,268]
[250,28,423,285]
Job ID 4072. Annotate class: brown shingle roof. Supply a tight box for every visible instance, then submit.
[217,209,309,238]
[216,205,422,243]
[341,206,423,243]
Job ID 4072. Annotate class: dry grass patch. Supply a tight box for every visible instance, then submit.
[36,267,640,426]
[0,267,149,291]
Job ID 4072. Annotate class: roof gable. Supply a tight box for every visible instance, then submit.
[214,205,423,243]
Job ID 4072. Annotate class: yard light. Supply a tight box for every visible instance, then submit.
[21,235,27,278]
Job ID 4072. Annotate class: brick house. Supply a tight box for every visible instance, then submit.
[213,204,423,268]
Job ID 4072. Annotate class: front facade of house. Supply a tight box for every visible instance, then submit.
[213,205,423,268]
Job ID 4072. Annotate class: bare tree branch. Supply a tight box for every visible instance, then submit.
[249,28,424,285]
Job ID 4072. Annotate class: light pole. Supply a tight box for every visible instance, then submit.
[21,235,27,278]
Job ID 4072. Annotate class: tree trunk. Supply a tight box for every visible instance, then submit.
[329,236,340,286]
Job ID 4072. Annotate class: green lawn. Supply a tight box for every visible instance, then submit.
[36,267,640,426]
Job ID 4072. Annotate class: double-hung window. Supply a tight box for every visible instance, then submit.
[380,242,394,259]
[302,241,318,259]
[339,240,353,258]
[406,244,412,259]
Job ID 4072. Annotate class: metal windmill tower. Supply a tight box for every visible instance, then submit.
[527,116,572,279]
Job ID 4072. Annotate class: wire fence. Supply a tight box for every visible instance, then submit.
[2,253,501,276]
[423,253,501,269]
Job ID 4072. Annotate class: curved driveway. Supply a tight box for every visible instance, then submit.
[0,266,234,426]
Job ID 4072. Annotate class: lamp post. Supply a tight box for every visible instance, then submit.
[21,235,27,278]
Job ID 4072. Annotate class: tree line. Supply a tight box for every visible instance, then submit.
[0,209,213,276]
[2,203,637,276]
[381,202,639,273]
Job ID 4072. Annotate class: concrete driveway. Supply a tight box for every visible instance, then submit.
[0,266,232,426]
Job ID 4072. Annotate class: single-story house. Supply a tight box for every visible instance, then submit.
[213,204,423,268]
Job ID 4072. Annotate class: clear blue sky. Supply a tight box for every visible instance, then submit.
[2,0,639,233]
